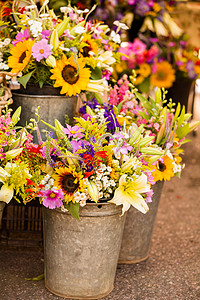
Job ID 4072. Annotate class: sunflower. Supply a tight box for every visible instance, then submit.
[8,40,35,73]
[52,166,86,203]
[138,63,151,77]
[150,61,175,88]
[80,34,98,57]
[50,56,91,96]
[151,155,175,182]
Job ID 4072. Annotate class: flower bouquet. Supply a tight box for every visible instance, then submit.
[104,74,200,263]
[116,34,200,94]
[0,0,122,97]
[16,85,166,298]
[87,0,183,41]
[107,74,200,183]
[0,105,33,205]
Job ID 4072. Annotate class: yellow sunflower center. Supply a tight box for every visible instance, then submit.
[158,161,166,172]
[18,51,26,63]
[62,65,79,85]
[61,174,79,193]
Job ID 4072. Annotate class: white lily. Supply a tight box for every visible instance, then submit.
[85,79,109,94]
[0,184,14,204]
[97,51,115,69]
[5,148,23,160]
[109,174,150,215]
[163,12,183,38]
[121,156,139,173]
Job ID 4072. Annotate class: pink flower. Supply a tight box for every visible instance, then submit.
[128,0,136,4]
[145,189,154,203]
[154,123,160,132]
[42,188,64,209]
[12,29,29,46]
[32,39,52,62]
[146,45,159,63]
[41,30,51,39]
[130,38,146,55]
[63,124,84,138]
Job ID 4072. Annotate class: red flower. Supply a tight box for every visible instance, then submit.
[2,7,12,17]
[82,151,107,178]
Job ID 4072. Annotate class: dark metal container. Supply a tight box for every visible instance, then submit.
[119,181,164,264]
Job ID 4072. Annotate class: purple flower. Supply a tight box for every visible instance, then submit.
[41,30,51,39]
[135,0,151,16]
[186,61,197,79]
[32,39,52,62]
[42,188,64,209]
[12,29,29,46]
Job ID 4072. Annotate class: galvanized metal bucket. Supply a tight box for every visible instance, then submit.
[12,86,77,141]
[0,201,5,230]
[118,181,164,264]
[43,202,126,299]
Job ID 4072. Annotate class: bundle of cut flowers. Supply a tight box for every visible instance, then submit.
[17,99,166,219]
[0,0,123,97]
[115,34,200,94]
[0,105,33,204]
[84,0,184,40]
[106,74,200,182]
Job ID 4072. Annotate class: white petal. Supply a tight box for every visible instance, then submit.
[0,184,14,204]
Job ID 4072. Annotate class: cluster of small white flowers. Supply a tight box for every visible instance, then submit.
[91,163,116,199]
[0,39,10,70]
[173,163,182,174]
[94,106,106,125]
[74,190,89,206]
[41,174,55,190]
[28,20,43,37]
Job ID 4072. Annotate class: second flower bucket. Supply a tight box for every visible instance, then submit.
[43,202,126,299]
[118,181,164,264]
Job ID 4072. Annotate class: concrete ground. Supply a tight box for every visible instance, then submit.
[0,93,200,300]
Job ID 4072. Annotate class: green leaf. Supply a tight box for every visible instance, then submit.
[177,105,186,127]
[65,202,80,220]
[139,136,154,147]
[155,88,162,103]
[11,106,21,125]
[90,67,102,80]
[25,274,44,281]
[38,80,44,88]
[56,17,70,37]
[140,147,164,155]
[17,71,34,88]
[176,123,190,139]
[93,92,103,105]
[129,124,144,145]
[117,99,126,113]
[137,77,150,94]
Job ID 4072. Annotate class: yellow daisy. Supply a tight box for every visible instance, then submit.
[8,40,35,73]
[80,34,98,57]
[50,55,91,96]
[53,166,86,203]
[151,155,175,182]
[150,61,175,88]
